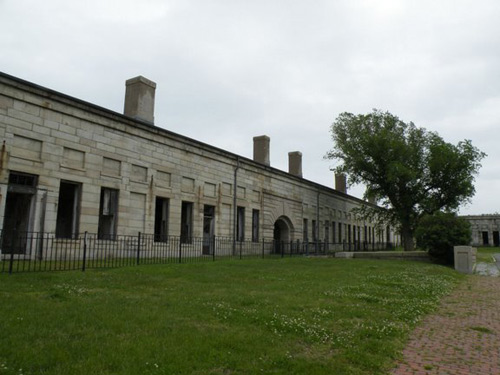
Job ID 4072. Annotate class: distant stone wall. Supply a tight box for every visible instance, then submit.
[461,215,500,247]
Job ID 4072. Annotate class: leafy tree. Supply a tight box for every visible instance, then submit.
[325,110,485,251]
[415,212,471,264]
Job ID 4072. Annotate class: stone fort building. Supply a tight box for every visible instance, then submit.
[461,215,500,247]
[0,72,395,258]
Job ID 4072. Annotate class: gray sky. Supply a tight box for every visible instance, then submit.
[1,0,499,215]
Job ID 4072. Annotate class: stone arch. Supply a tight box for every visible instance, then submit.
[273,215,294,242]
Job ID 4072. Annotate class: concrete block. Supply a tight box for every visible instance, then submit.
[8,107,43,125]
[0,95,13,110]
[13,100,40,116]
[454,246,476,274]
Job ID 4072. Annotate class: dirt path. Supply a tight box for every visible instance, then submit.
[390,275,500,375]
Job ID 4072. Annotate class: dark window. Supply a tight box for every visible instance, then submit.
[237,206,245,241]
[325,221,329,243]
[154,197,169,242]
[312,220,317,241]
[303,219,308,241]
[338,222,342,242]
[180,201,193,244]
[56,181,81,239]
[2,172,38,254]
[482,231,489,245]
[202,205,215,255]
[98,188,119,240]
[252,209,259,242]
[332,221,336,243]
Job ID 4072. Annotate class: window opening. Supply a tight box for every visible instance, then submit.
[154,197,169,242]
[203,205,215,254]
[236,206,245,241]
[98,188,119,240]
[252,209,259,242]
[180,201,193,244]
[56,181,81,239]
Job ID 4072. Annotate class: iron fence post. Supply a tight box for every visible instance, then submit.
[136,232,141,265]
[9,247,14,274]
[212,236,216,262]
[8,229,18,274]
[82,232,87,272]
[178,238,182,263]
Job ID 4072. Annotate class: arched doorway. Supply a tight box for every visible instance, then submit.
[273,216,292,254]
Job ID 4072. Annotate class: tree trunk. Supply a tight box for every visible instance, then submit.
[401,224,414,251]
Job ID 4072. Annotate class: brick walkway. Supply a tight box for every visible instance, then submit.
[391,275,500,375]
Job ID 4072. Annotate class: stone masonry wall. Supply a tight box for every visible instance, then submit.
[0,73,390,245]
[461,215,500,247]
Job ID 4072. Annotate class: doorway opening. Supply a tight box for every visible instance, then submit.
[2,172,38,254]
[273,216,292,253]
[493,231,499,246]
[203,205,215,255]
[482,231,489,245]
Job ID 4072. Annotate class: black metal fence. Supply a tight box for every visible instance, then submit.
[0,231,392,274]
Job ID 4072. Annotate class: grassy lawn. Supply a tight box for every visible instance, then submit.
[476,247,500,263]
[0,258,462,375]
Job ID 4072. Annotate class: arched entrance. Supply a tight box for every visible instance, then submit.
[273,216,293,253]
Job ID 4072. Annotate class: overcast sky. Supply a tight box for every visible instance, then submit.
[1,0,499,215]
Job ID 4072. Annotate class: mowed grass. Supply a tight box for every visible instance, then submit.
[476,247,500,263]
[0,258,462,375]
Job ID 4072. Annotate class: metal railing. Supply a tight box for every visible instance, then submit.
[0,231,393,274]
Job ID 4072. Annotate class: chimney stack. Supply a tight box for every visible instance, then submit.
[124,76,156,124]
[366,190,377,205]
[253,135,270,166]
[288,151,302,178]
[335,173,347,194]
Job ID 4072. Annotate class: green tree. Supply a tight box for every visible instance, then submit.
[415,212,471,264]
[325,110,485,251]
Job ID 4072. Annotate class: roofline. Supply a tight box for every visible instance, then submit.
[0,71,371,206]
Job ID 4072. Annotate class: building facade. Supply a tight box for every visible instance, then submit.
[461,215,500,247]
[0,72,395,258]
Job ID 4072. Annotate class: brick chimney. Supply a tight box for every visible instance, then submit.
[253,135,270,166]
[335,173,347,194]
[124,76,156,124]
[288,151,302,178]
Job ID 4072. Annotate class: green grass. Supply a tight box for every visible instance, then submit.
[0,258,462,375]
[476,247,500,263]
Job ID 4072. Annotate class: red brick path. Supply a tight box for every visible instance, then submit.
[391,276,500,375]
